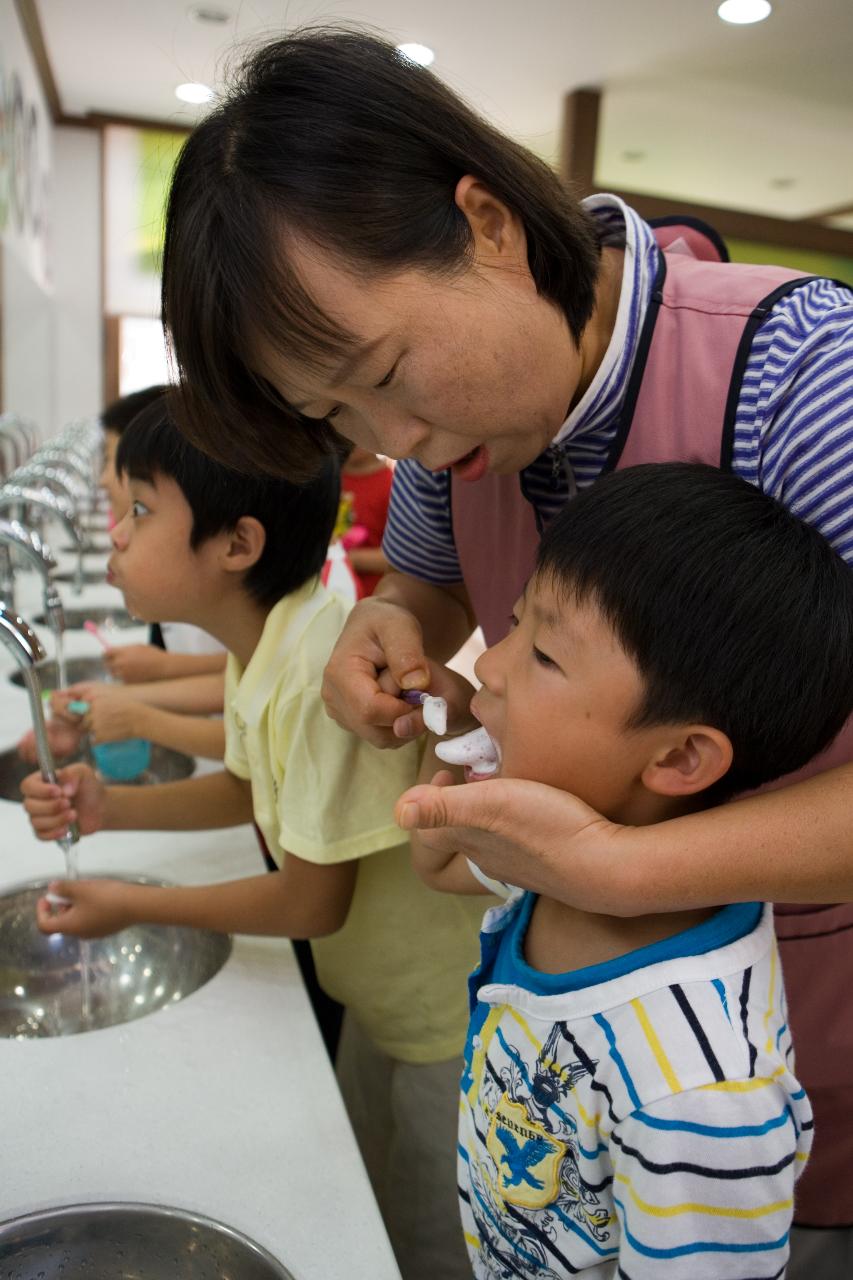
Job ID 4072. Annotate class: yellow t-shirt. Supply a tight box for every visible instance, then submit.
[224,578,486,1063]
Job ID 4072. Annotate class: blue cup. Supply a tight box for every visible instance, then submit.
[92,738,152,781]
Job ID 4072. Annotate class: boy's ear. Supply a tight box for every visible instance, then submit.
[221,516,266,574]
[641,727,733,799]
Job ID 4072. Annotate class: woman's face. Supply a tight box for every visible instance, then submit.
[255,197,586,480]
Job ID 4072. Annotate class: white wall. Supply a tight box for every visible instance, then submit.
[52,127,103,424]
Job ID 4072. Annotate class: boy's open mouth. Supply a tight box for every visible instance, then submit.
[435,725,500,782]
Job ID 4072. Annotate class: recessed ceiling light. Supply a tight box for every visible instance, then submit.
[175,82,214,105]
[717,0,772,25]
[187,6,230,22]
[622,149,646,163]
[396,42,435,67]
[770,177,797,189]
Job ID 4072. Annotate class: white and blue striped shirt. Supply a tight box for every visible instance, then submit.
[459,896,811,1278]
[383,196,853,580]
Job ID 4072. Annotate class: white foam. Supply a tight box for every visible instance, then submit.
[422,695,447,736]
[435,725,499,774]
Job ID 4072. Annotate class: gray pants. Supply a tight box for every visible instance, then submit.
[335,1013,471,1280]
[787,1226,853,1280]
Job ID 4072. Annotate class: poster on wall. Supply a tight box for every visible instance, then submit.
[0,0,52,291]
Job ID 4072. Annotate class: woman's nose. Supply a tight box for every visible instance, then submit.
[369,408,429,462]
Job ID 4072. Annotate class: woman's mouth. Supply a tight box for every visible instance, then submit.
[449,445,489,483]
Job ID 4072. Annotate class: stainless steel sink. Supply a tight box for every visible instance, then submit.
[0,743,195,802]
[9,655,105,689]
[34,605,136,631]
[0,1203,295,1277]
[0,879,231,1038]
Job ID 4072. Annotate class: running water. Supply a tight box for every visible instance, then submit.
[53,627,68,693]
[57,832,91,1028]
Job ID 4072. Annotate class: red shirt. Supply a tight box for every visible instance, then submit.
[341,463,393,597]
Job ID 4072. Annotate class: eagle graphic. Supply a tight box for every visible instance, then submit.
[494,1123,555,1190]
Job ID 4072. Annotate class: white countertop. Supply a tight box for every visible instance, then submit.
[0,553,401,1278]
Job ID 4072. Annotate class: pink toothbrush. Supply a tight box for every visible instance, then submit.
[83,620,111,650]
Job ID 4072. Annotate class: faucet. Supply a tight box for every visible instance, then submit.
[0,518,63,631]
[0,604,79,847]
[13,462,89,511]
[0,484,86,595]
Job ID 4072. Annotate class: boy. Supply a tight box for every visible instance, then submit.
[402,463,853,1279]
[22,401,487,1280]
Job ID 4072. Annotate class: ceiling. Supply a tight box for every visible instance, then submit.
[37,0,853,228]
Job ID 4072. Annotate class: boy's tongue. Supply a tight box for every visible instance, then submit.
[435,726,499,778]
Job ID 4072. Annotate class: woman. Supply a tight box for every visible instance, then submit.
[162,29,853,1274]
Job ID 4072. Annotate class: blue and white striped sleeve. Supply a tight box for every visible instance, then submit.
[611,1082,804,1277]
[733,278,853,566]
[381,459,464,585]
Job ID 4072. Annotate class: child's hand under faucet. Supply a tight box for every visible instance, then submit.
[20,762,106,841]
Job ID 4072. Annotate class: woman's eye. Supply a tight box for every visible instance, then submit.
[533,645,556,668]
[326,406,342,421]
[508,613,520,629]
[375,362,398,390]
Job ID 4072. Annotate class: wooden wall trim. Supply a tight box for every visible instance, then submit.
[604,187,853,258]
[103,315,121,407]
[14,0,63,121]
[560,89,601,197]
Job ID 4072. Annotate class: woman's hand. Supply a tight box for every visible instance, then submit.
[322,597,476,748]
[396,774,637,915]
[21,763,106,841]
[36,878,135,939]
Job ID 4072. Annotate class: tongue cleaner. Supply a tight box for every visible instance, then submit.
[400,690,448,735]
[435,725,499,775]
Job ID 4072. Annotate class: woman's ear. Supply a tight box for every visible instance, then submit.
[221,516,266,575]
[454,175,527,265]
[641,727,734,799]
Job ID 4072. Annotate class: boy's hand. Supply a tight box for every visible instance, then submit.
[51,683,105,725]
[21,763,106,841]
[16,718,83,765]
[81,691,145,744]
[104,644,170,684]
[36,878,135,938]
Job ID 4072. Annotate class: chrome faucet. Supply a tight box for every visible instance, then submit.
[0,518,63,628]
[0,604,79,847]
[14,462,89,511]
[0,484,85,595]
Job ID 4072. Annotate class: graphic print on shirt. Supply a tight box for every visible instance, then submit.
[468,1015,613,1269]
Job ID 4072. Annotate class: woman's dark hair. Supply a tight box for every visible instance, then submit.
[102,385,169,435]
[162,27,601,480]
[536,463,853,803]
[116,396,340,607]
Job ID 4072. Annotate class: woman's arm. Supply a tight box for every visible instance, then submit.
[36,852,358,940]
[396,765,853,915]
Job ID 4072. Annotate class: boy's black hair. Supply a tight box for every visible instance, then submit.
[536,463,853,803]
[161,27,601,481]
[101,385,170,435]
[115,397,340,609]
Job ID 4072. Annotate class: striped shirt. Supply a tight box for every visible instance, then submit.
[383,196,853,581]
[459,896,812,1279]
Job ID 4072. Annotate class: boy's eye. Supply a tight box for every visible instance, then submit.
[533,645,556,669]
[131,500,150,518]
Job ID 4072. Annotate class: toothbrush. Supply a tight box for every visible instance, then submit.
[400,689,448,735]
[83,620,110,650]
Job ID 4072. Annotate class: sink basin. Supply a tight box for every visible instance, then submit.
[34,605,137,631]
[0,879,231,1038]
[9,656,105,689]
[52,567,109,586]
[0,1203,295,1277]
[0,743,195,802]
